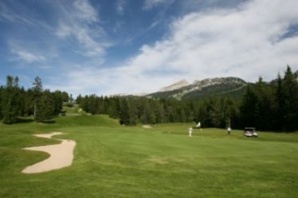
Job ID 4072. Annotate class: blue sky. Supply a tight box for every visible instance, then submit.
[1,0,298,96]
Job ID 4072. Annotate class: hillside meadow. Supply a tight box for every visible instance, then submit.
[0,115,298,197]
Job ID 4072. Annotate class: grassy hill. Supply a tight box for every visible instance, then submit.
[0,115,298,197]
[55,114,119,127]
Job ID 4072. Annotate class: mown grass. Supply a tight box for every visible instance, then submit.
[0,115,297,197]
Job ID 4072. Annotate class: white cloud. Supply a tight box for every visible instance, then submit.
[120,0,298,90]
[50,0,298,96]
[0,1,53,30]
[56,0,109,59]
[9,44,45,63]
[0,2,34,25]
[15,51,45,63]
[73,0,98,23]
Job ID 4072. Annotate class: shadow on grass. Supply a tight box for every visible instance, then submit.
[40,120,56,124]
[15,117,56,124]
[16,117,35,124]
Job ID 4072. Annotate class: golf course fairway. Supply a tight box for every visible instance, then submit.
[0,115,297,197]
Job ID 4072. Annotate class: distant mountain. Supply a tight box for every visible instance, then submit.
[158,79,190,92]
[147,77,247,100]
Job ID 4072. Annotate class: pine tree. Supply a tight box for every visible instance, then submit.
[280,66,298,131]
[240,85,257,127]
[52,91,64,115]
[32,76,43,121]
[253,77,275,130]
[119,98,129,125]
[274,73,284,131]
[0,86,4,120]
[34,90,55,122]
[155,102,165,123]
[127,99,138,125]
[2,76,20,124]
[32,76,55,122]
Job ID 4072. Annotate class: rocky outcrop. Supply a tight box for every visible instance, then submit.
[158,79,190,92]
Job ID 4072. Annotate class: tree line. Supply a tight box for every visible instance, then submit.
[1,66,297,132]
[0,76,69,124]
[76,92,239,127]
[77,66,298,132]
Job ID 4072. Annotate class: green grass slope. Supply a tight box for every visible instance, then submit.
[0,116,298,197]
[55,114,119,127]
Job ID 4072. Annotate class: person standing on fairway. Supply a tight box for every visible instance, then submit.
[188,127,193,137]
[227,126,231,134]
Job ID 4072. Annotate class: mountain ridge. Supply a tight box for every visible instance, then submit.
[147,77,247,100]
[134,69,298,100]
[158,79,190,92]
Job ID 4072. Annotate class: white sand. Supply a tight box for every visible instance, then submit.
[22,132,76,174]
[33,132,63,139]
[142,125,152,128]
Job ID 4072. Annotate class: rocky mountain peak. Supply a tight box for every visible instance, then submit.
[193,77,246,87]
[158,79,190,92]
[148,76,247,100]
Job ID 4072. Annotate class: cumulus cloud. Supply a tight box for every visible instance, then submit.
[49,0,298,96]
[112,0,298,93]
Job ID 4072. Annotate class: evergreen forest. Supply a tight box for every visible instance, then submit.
[0,76,69,124]
[1,66,297,132]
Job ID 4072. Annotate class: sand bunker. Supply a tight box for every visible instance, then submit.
[22,132,76,174]
[142,125,152,128]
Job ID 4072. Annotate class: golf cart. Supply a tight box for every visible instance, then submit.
[243,127,258,137]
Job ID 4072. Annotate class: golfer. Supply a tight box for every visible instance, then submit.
[227,127,231,134]
[188,127,193,137]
